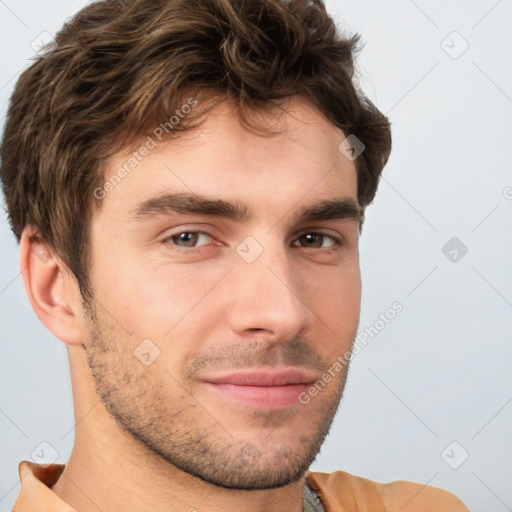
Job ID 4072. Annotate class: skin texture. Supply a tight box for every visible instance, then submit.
[21,96,362,512]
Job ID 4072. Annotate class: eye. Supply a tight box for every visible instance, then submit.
[292,232,343,249]
[162,230,343,251]
[165,231,214,248]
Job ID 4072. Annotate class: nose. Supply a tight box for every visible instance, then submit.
[226,238,314,343]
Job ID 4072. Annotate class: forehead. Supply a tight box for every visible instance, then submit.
[94,97,358,225]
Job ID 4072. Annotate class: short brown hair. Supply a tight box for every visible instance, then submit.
[0,0,391,300]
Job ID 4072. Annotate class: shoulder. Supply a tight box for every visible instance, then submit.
[306,470,468,512]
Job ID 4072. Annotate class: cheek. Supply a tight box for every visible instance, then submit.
[307,265,361,349]
[306,254,361,304]
[107,260,226,340]
[323,277,361,324]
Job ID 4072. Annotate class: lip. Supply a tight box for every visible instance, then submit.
[200,367,317,409]
[201,367,318,386]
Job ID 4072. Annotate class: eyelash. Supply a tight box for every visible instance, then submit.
[162,230,344,252]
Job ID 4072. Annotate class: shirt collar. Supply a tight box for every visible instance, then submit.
[14,460,78,512]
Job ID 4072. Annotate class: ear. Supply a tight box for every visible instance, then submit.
[19,226,84,346]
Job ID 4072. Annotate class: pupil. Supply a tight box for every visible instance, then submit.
[304,234,319,247]
[179,232,197,246]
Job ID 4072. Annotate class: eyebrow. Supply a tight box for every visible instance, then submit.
[130,192,362,225]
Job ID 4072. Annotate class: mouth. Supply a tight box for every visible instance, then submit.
[200,367,317,409]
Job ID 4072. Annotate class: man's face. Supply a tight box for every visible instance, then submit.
[82,97,361,489]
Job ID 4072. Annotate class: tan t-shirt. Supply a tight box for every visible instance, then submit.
[13,460,469,512]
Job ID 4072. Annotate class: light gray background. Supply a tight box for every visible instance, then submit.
[1,1,511,511]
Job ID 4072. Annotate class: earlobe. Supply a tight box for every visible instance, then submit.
[19,227,84,346]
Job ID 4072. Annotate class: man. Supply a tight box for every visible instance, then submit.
[1,0,468,510]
